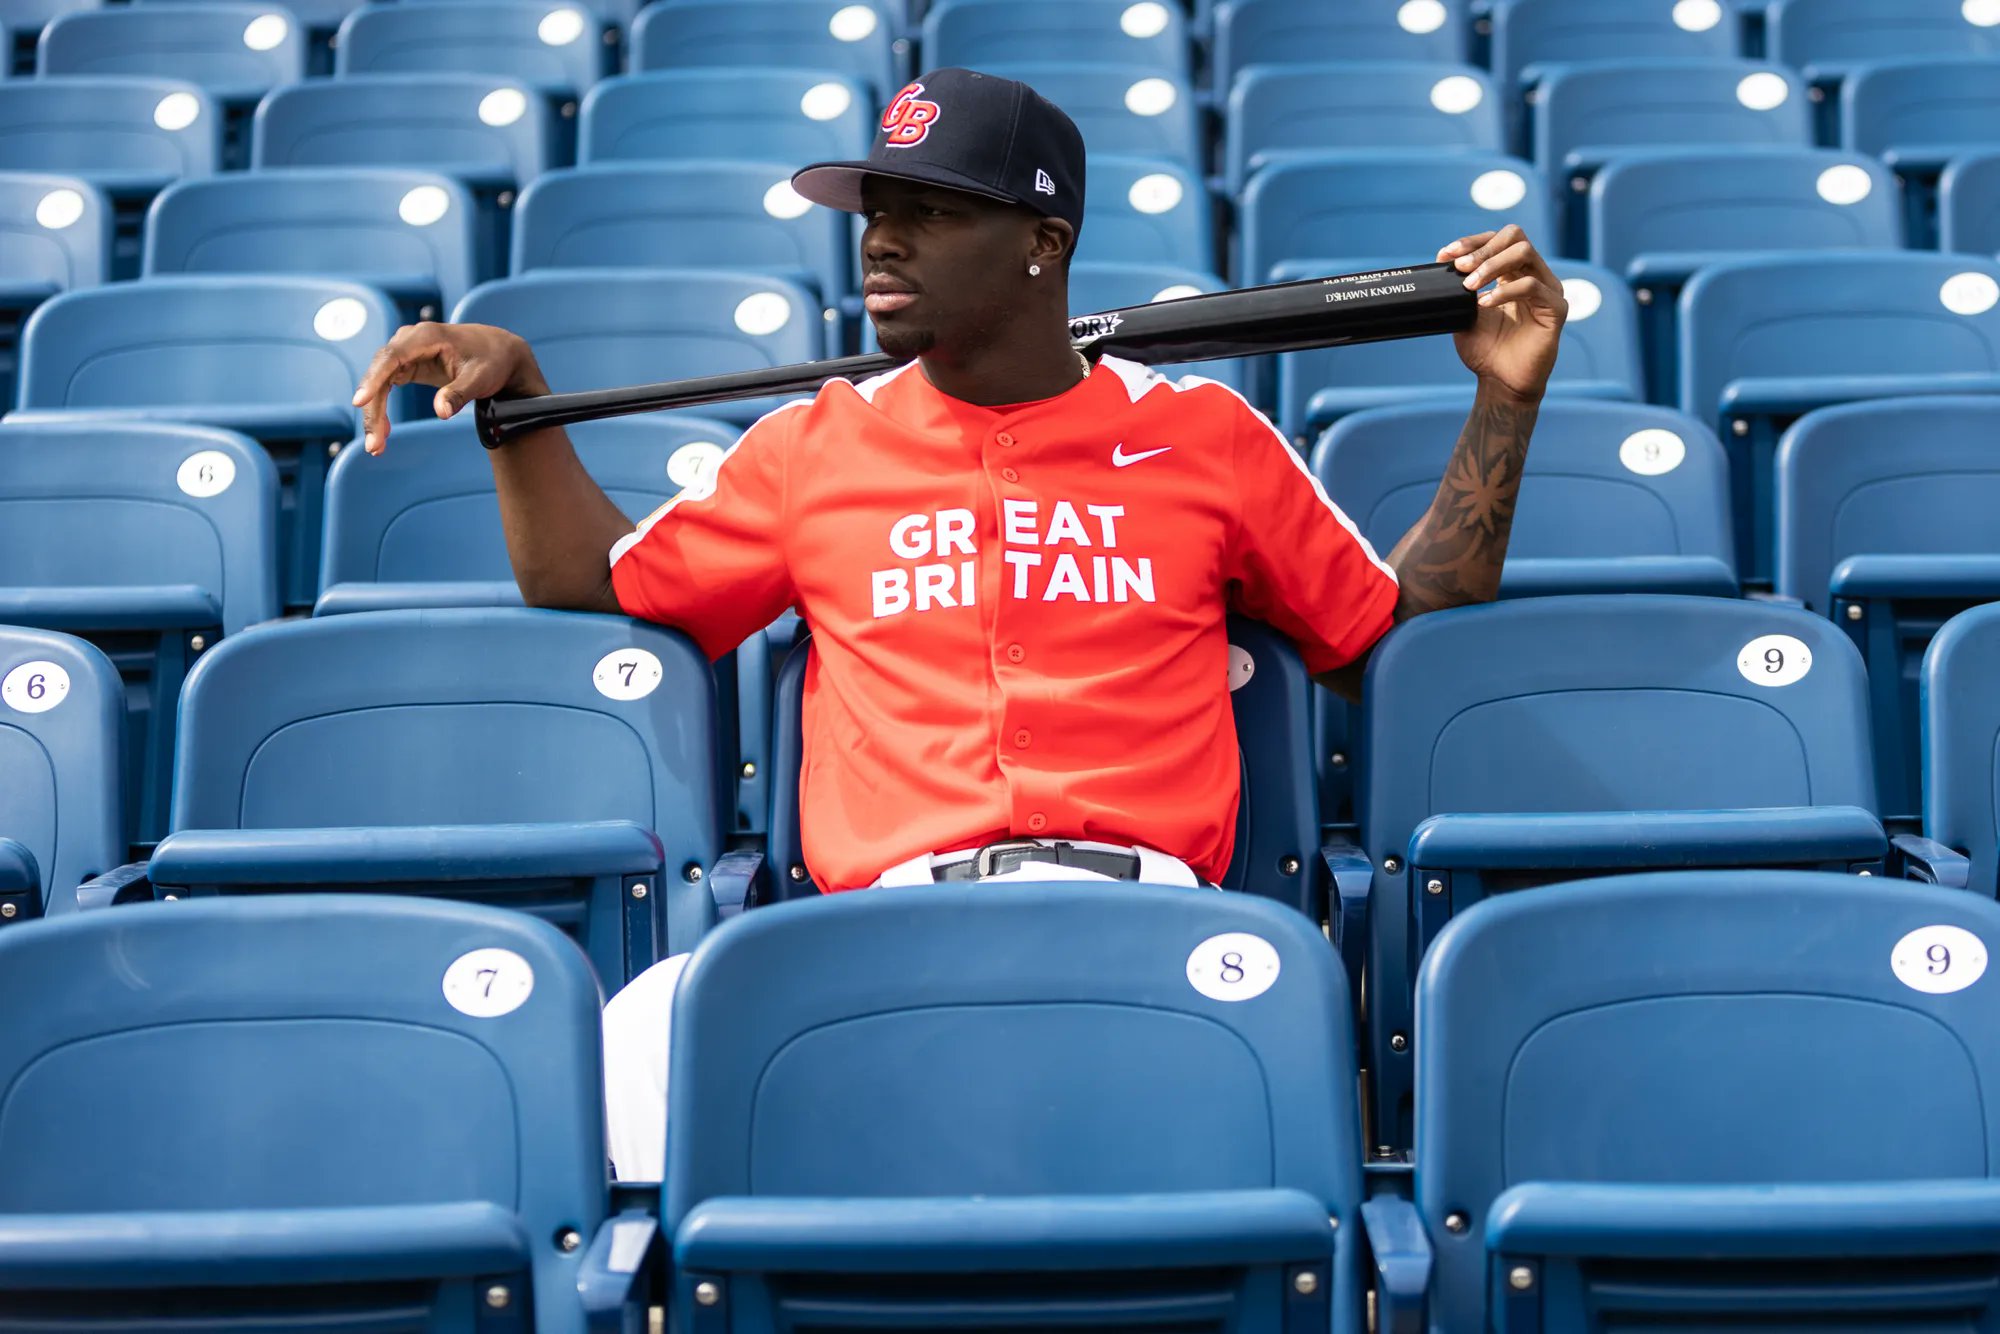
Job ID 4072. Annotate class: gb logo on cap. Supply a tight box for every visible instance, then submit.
[881,82,941,146]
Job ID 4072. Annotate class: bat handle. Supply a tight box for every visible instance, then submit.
[474,394,507,451]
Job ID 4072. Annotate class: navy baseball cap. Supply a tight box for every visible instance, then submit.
[791,68,1086,236]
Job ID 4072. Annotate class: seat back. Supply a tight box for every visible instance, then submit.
[38,3,306,98]
[0,77,219,181]
[512,161,850,305]
[975,62,1199,167]
[319,414,735,593]
[0,626,122,908]
[1942,149,2000,258]
[0,421,277,633]
[1317,398,1736,588]
[0,893,604,1331]
[1536,59,1811,177]
[1492,0,1742,98]
[335,0,606,98]
[1213,0,1467,93]
[1226,63,1503,196]
[1272,256,1637,439]
[1769,0,2000,79]
[924,0,1188,76]
[253,75,553,185]
[1678,253,2000,431]
[145,169,479,317]
[0,171,110,294]
[1239,152,1549,287]
[1417,870,2000,1332]
[1075,154,1209,270]
[453,268,823,424]
[1843,56,2000,159]
[579,69,873,168]
[667,880,1361,1320]
[630,0,898,96]
[17,273,392,414]
[1590,147,1900,276]
[1926,603,2000,896]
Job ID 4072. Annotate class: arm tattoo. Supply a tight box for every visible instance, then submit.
[1388,387,1539,618]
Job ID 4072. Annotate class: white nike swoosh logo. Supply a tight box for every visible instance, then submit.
[1111,443,1173,467]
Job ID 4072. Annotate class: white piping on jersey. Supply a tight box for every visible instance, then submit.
[1093,356,1399,584]
[847,357,921,403]
[607,398,812,569]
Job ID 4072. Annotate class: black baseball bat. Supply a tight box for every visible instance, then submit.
[475,261,1475,449]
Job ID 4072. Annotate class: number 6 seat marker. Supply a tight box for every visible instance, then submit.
[3,660,70,715]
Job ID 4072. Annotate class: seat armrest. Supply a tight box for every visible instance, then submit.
[0,1201,527,1288]
[0,839,39,898]
[1498,556,1737,599]
[5,404,359,442]
[75,861,151,911]
[706,849,765,921]
[578,1213,659,1334]
[0,586,220,632]
[1359,1197,1431,1334]
[676,1190,1336,1273]
[1321,841,1370,997]
[314,581,524,617]
[1409,806,1886,873]
[1720,373,2000,421]
[1830,555,2000,602]
[1489,1180,2000,1258]
[1890,834,1972,890]
[149,822,664,887]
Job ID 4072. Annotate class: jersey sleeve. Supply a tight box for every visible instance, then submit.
[608,405,800,661]
[1222,399,1400,674]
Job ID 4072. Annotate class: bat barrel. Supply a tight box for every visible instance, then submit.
[475,261,1474,449]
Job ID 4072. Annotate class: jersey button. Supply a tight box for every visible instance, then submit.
[1000,467,1020,483]
[1006,643,1026,664]
[996,432,1016,447]
[1027,812,1048,833]
[1013,728,1032,748]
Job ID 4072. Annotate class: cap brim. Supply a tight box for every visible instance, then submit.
[791,158,1025,214]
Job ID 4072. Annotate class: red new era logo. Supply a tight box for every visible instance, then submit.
[881,82,940,147]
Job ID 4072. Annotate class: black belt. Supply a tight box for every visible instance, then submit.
[932,838,1142,882]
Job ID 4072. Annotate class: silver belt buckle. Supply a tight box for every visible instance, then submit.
[975,837,1047,878]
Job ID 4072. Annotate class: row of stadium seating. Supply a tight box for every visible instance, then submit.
[9,865,1999,1331]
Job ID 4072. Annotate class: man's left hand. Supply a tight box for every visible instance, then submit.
[1438,224,1567,404]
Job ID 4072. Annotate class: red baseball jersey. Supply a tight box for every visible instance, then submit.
[610,356,1399,891]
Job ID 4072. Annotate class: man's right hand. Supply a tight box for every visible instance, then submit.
[351,322,551,456]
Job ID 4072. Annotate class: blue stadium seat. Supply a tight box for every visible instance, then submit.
[1590,148,1900,400]
[1536,59,1814,258]
[1272,256,1638,440]
[146,169,480,321]
[1225,63,1504,197]
[1925,602,2000,896]
[1067,263,1245,392]
[0,78,219,279]
[1212,0,1468,96]
[0,421,276,844]
[39,4,305,169]
[0,172,108,409]
[1392,871,2000,1332]
[335,2,609,107]
[1075,155,1210,271]
[11,274,395,610]
[119,607,745,977]
[1678,252,2000,581]
[316,413,775,836]
[580,70,874,168]
[1943,149,2000,259]
[1237,151,1550,289]
[513,162,850,312]
[0,625,122,915]
[1352,594,1883,1149]
[1490,0,1743,155]
[1776,395,2000,822]
[0,0,95,72]
[767,617,1332,929]
[1308,399,1736,823]
[0,893,639,1333]
[924,0,1188,75]
[665,880,1369,1333]
[975,62,1200,168]
[1843,57,2000,247]
[142,0,370,72]
[630,0,900,98]
[253,75,556,279]
[455,268,827,422]
[1770,0,2000,121]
